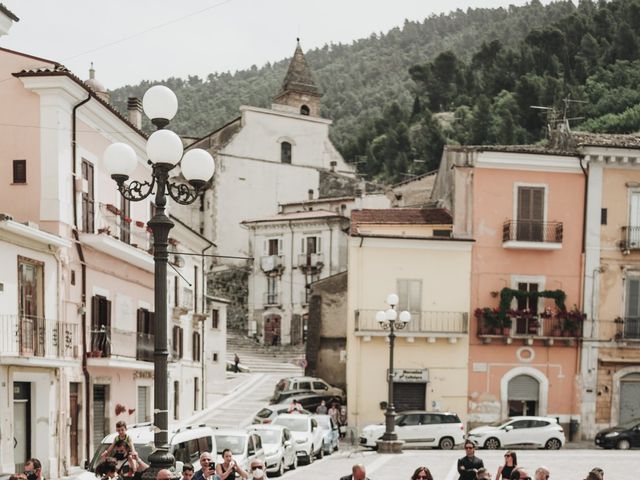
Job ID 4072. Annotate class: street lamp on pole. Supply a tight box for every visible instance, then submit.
[103,85,215,478]
[375,293,411,453]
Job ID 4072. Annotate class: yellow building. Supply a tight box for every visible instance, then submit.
[346,208,473,431]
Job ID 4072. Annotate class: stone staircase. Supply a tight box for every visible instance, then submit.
[226,330,305,374]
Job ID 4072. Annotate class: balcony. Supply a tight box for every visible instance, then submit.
[355,309,468,337]
[88,327,154,370]
[620,226,640,252]
[263,292,281,306]
[261,255,284,273]
[0,315,79,362]
[297,253,324,273]
[136,332,154,361]
[476,309,583,344]
[502,220,563,250]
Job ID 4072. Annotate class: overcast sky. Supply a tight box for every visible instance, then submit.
[2,0,560,89]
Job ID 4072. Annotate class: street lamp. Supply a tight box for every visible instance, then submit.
[375,293,411,453]
[103,85,214,477]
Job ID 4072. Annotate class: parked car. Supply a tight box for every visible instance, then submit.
[281,393,343,413]
[272,376,344,403]
[214,430,265,472]
[249,424,297,476]
[360,411,464,449]
[273,413,324,464]
[270,389,321,405]
[253,403,311,424]
[313,414,340,454]
[78,423,216,480]
[595,418,640,449]
[467,416,565,449]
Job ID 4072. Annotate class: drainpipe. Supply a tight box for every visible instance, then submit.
[201,242,213,410]
[289,220,295,344]
[72,94,91,464]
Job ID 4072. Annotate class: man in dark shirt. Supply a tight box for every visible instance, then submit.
[457,441,484,480]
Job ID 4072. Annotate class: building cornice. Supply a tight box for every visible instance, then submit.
[0,217,71,248]
[80,232,154,272]
[474,151,582,173]
[240,104,332,125]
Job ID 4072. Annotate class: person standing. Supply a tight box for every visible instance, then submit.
[156,470,172,480]
[181,465,194,480]
[315,400,328,414]
[234,354,240,373]
[216,449,248,480]
[496,451,517,479]
[411,467,433,480]
[193,452,214,480]
[248,459,267,479]
[457,441,484,480]
[534,466,550,480]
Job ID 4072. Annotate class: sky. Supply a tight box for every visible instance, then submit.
[1,0,560,89]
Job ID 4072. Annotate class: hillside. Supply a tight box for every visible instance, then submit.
[110,0,576,181]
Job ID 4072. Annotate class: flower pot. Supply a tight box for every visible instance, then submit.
[502,327,511,336]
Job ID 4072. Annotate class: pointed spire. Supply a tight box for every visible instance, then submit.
[89,62,95,80]
[280,39,318,95]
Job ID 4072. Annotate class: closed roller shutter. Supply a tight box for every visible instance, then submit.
[620,373,640,424]
[508,375,539,401]
[393,383,426,411]
[93,385,107,447]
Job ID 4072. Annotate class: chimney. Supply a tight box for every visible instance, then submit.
[127,97,143,129]
[330,161,337,172]
[308,189,314,200]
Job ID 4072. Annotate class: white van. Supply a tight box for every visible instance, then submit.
[79,423,217,479]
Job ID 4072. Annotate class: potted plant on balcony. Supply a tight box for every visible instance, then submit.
[475,308,501,335]
[560,307,585,337]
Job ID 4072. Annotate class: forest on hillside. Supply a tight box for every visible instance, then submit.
[111,0,640,183]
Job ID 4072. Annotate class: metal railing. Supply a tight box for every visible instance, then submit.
[297,253,324,271]
[621,226,640,250]
[260,255,284,272]
[0,315,79,359]
[622,317,640,339]
[89,327,138,358]
[263,292,281,306]
[355,309,468,334]
[136,332,154,361]
[502,220,563,243]
[97,203,152,251]
[477,315,583,338]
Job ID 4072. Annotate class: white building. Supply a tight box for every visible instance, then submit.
[0,215,73,475]
[242,210,350,345]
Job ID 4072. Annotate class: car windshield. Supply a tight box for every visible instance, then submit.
[215,435,245,455]
[256,430,280,444]
[617,418,640,429]
[256,408,273,419]
[275,379,290,392]
[315,416,331,429]
[274,417,308,432]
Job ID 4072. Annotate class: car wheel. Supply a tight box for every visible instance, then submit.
[334,440,339,452]
[484,437,500,449]
[308,448,314,464]
[275,461,284,477]
[290,455,298,470]
[545,438,562,450]
[324,443,331,455]
[617,438,631,450]
[438,437,455,450]
[318,444,324,459]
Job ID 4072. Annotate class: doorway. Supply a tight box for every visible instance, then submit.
[264,315,281,346]
[619,373,640,424]
[13,382,31,472]
[507,374,539,416]
[93,385,109,448]
[69,383,80,465]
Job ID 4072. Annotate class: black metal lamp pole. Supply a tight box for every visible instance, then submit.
[375,295,410,451]
[104,86,214,478]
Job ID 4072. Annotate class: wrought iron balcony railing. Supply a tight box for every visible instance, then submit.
[263,292,281,306]
[297,253,324,272]
[620,226,640,251]
[0,315,79,359]
[502,220,563,243]
[261,255,284,273]
[355,309,468,335]
[476,314,583,339]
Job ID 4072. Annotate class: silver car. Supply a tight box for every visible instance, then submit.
[250,424,297,476]
[313,414,339,454]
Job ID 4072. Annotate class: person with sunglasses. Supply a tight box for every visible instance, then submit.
[457,441,484,480]
[509,467,531,480]
[411,467,433,480]
[496,451,518,480]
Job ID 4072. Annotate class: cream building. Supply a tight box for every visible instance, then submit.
[346,208,473,431]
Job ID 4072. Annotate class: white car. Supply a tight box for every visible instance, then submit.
[313,414,340,454]
[467,416,565,449]
[214,429,265,472]
[359,411,464,449]
[273,413,324,464]
[249,424,297,477]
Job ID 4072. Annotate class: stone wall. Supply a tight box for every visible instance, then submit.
[595,346,640,424]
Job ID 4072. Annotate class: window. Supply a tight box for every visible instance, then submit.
[173,381,180,420]
[510,420,532,429]
[81,159,95,233]
[13,159,26,184]
[194,266,199,313]
[137,386,150,422]
[90,295,111,357]
[264,238,282,256]
[172,326,183,359]
[399,414,421,426]
[625,276,640,339]
[301,236,322,255]
[120,198,130,244]
[18,257,45,356]
[313,381,328,391]
[174,277,179,307]
[300,105,310,116]
[515,282,540,335]
[516,186,544,241]
[601,208,608,225]
[192,332,201,362]
[298,381,311,390]
[211,309,219,329]
[281,142,292,164]
[194,377,200,411]
[136,308,155,362]
[266,277,278,304]
[397,279,422,313]
[212,352,218,362]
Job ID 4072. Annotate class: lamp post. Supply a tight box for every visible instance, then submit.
[103,86,215,478]
[375,293,411,453]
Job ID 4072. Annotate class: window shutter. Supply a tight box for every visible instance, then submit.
[408,280,422,311]
[316,236,322,253]
[149,311,155,334]
[263,239,268,256]
[105,299,112,327]
[630,193,640,228]
[301,237,306,254]
[397,280,409,311]
[518,188,530,221]
[532,188,544,221]
[137,309,144,334]
[508,375,539,401]
[627,278,640,318]
[278,238,283,255]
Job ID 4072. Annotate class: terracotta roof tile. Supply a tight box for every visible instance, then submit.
[351,208,451,235]
[242,209,346,225]
[570,131,640,148]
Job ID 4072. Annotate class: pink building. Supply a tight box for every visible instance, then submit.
[432,145,586,434]
[0,46,216,477]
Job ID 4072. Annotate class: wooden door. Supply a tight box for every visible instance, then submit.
[69,383,79,465]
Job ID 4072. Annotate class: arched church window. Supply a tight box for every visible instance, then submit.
[281,142,292,164]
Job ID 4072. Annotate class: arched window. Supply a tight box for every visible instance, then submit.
[281,142,292,164]
[300,105,310,116]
